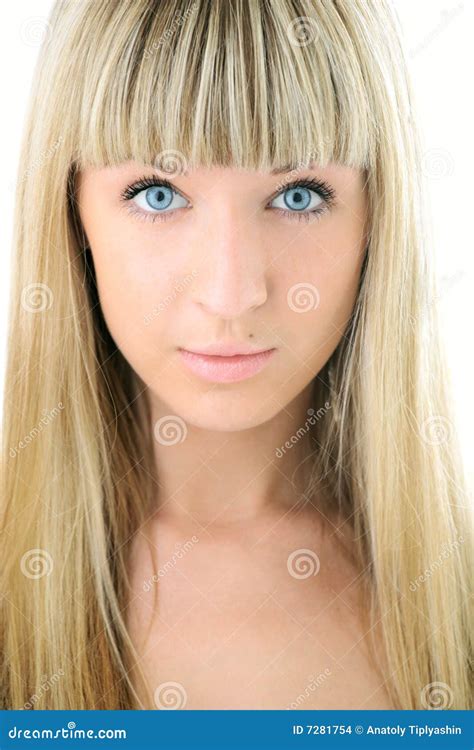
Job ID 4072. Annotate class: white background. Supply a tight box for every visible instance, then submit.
[1,0,472,487]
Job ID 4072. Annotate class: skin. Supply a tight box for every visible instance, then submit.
[76,160,368,525]
[75,161,393,708]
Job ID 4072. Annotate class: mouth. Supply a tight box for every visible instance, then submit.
[178,348,276,383]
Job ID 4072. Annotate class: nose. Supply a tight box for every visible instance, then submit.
[191,207,268,319]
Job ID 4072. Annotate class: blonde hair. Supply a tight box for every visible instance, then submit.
[1,0,472,709]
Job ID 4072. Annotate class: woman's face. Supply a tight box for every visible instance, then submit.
[76,161,368,430]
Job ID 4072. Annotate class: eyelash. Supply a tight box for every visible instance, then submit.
[120,175,336,224]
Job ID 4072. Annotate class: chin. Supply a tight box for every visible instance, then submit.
[154,386,280,433]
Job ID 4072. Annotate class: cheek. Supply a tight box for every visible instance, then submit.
[271,222,365,364]
[88,229,180,369]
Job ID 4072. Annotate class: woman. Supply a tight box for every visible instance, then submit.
[1,0,472,710]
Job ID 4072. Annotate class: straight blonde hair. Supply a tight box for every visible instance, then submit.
[1,0,472,709]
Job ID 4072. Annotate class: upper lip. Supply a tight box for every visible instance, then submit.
[180,342,275,357]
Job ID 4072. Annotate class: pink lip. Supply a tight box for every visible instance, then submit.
[178,348,276,383]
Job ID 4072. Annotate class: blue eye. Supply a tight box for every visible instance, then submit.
[268,178,336,222]
[132,184,188,214]
[120,175,336,224]
[143,185,173,210]
[271,186,321,213]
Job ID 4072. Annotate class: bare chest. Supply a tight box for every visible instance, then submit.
[125,526,393,710]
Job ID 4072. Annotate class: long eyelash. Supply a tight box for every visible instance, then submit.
[120,175,181,223]
[271,177,336,223]
[120,174,337,224]
[280,177,336,205]
[120,175,175,201]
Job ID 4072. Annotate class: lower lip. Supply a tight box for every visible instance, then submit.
[178,348,276,383]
